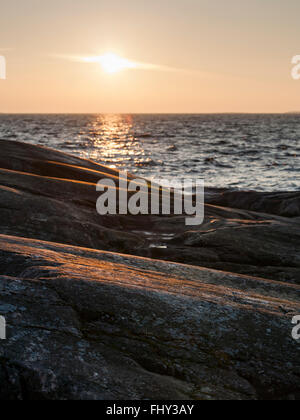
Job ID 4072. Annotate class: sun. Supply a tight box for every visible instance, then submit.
[92,53,137,74]
[83,52,140,74]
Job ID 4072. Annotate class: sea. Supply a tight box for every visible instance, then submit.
[0,113,299,191]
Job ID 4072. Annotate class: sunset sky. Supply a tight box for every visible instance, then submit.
[1,0,300,113]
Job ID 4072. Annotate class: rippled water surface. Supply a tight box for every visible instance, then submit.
[0,114,299,191]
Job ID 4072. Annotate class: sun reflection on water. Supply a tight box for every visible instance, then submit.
[79,114,150,171]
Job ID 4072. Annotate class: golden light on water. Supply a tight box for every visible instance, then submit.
[83,114,146,170]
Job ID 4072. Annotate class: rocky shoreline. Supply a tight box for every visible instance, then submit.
[0,140,299,400]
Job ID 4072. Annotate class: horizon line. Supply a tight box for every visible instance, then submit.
[0,112,299,115]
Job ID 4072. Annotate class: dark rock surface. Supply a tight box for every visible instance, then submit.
[205,190,300,218]
[0,140,299,400]
[0,140,299,284]
[0,140,146,254]
[150,211,300,285]
[0,235,299,400]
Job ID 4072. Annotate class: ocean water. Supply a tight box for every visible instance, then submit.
[0,113,299,191]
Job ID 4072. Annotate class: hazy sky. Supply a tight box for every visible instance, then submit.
[1,0,300,113]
